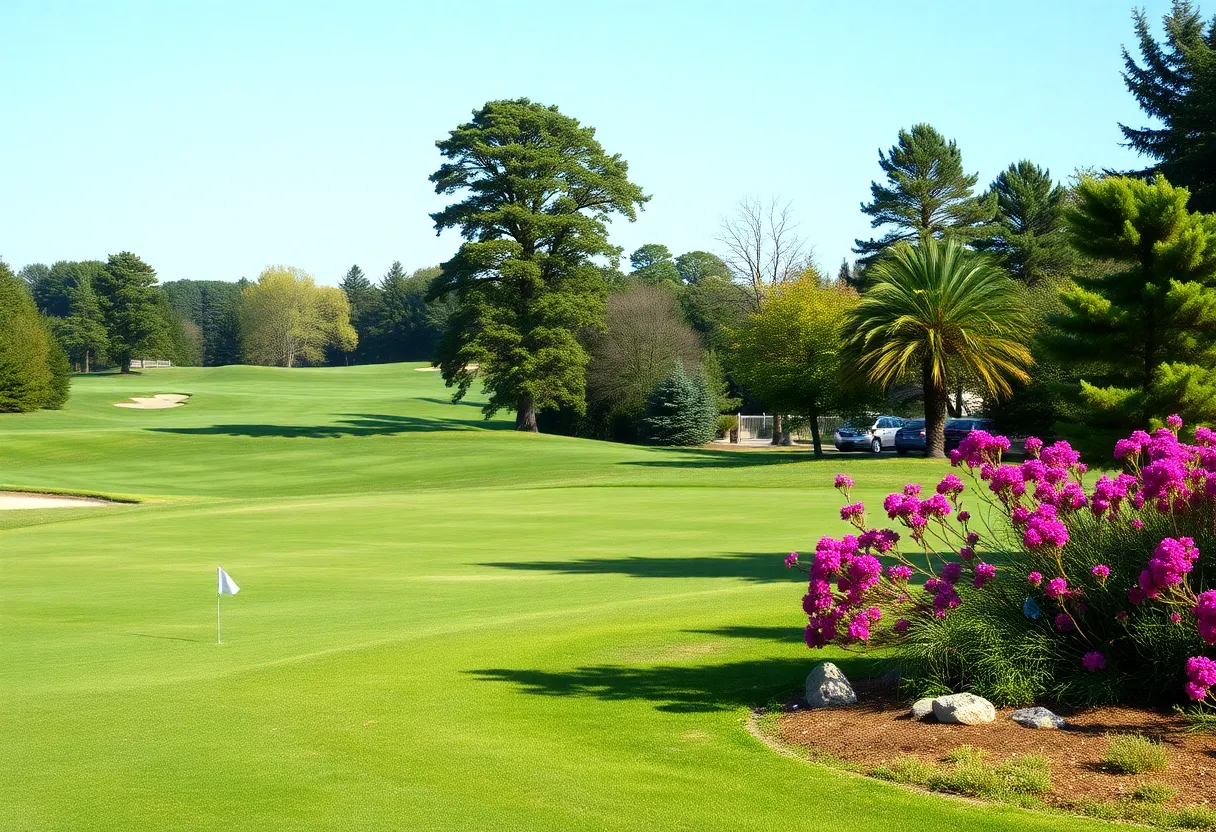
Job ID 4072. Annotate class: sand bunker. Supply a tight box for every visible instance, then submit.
[0,492,117,510]
[114,394,191,409]
[414,364,478,372]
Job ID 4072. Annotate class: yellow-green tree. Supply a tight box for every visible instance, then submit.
[730,275,864,456]
[239,266,357,367]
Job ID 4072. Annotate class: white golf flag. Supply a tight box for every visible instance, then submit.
[218,567,240,595]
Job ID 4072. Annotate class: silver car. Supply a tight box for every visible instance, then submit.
[833,416,905,454]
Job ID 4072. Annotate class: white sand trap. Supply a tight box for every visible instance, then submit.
[0,491,116,510]
[115,393,191,409]
[414,364,478,372]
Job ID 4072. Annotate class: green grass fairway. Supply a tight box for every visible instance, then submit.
[2,365,1108,831]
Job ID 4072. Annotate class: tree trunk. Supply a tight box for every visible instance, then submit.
[120,358,131,374]
[924,361,948,459]
[770,413,783,446]
[515,394,538,432]
[84,352,90,373]
[809,414,823,458]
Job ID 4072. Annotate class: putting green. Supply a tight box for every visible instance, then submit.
[1,365,1108,830]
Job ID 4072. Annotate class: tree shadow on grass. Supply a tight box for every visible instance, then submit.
[480,552,796,583]
[684,625,805,644]
[620,446,900,469]
[468,655,886,712]
[147,412,510,439]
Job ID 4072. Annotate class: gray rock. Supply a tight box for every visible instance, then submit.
[911,697,936,719]
[881,668,903,684]
[932,692,996,725]
[805,662,857,708]
[1009,706,1065,729]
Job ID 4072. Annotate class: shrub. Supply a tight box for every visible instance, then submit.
[639,364,717,446]
[1104,734,1168,774]
[868,755,934,785]
[925,749,1050,803]
[1131,781,1177,804]
[789,419,1216,708]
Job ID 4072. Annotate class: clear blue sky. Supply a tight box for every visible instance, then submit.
[0,0,1175,285]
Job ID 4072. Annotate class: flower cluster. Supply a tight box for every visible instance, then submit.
[792,415,1216,703]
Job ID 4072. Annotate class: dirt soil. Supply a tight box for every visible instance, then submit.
[776,679,1216,808]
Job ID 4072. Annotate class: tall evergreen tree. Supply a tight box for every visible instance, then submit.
[339,264,380,349]
[94,252,164,373]
[976,161,1076,285]
[53,270,109,371]
[428,98,648,431]
[1121,2,1216,212]
[1046,175,1216,431]
[853,124,996,265]
[0,260,70,411]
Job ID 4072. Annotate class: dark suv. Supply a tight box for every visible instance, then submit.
[944,418,994,451]
[894,419,926,454]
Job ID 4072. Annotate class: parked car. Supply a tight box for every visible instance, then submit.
[944,418,994,450]
[894,419,926,455]
[833,416,905,453]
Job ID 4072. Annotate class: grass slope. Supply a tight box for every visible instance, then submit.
[1,364,1108,831]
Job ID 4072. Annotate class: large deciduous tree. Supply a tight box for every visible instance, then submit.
[628,244,681,286]
[239,266,357,368]
[427,98,648,432]
[845,239,1032,458]
[1121,2,1216,212]
[1046,175,1216,431]
[675,250,731,285]
[94,252,165,373]
[730,275,866,456]
[715,196,809,312]
[853,124,996,266]
[976,161,1077,285]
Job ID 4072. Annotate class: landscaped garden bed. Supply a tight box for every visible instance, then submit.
[763,678,1216,828]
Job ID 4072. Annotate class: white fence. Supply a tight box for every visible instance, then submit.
[130,359,173,369]
[736,415,845,442]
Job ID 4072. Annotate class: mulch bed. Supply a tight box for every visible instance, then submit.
[775,679,1216,808]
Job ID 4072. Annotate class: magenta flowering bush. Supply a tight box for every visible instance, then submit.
[788,417,1216,707]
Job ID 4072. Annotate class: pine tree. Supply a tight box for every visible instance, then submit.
[853,124,996,265]
[0,260,70,411]
[53,270,109,371]
[429,98,648,431]
[976,161,1076,285]
[339,264,380,344]
[94,252,165,373]
[1046,175,1216,431]
[639,363,718,446]
[1121,2,1216,212]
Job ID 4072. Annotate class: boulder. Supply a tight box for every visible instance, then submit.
[910,697,936,719]
[932,692,996,725]
[805,662,857,708]
[1009,706,1065,729]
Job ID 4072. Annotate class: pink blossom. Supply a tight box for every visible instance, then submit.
[1082,651,1106,672]
[834,474,853,489]
[973,562,996,588]
[1054,613,1074,632]
[886,564,913,581]
[784,552,799,568]
[1044,577,1068,599]
[1027,571,1043,587]
[1024,436,1043,457]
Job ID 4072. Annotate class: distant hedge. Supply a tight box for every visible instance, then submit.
[0,261,70,412]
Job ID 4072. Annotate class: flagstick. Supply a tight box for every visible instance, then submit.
[217,593,222,645]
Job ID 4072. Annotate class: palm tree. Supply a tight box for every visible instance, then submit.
[845,239,1032,458]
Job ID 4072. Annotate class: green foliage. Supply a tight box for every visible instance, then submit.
[853,124,996,265]
[162,279,243,366]
[730,275,869,455]
[976,161,1077,285]
[1121,2,1216,213]
[629,244,681,286]
[639,363,717,446]
[364,264,450,363]
[428,98,648,431]
[677,274,751,353]
[845,239,1032,456]
[239,266,357,367]
[0,260,70,411]
[675,250,730,285]
[1132,782,1178,804]
[1104,734,1168,774]
[926,750,1051,804]
[52,267,109,371]
[868,755,935,785]
[94,252,166,373]
[1046,175,1216,432]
